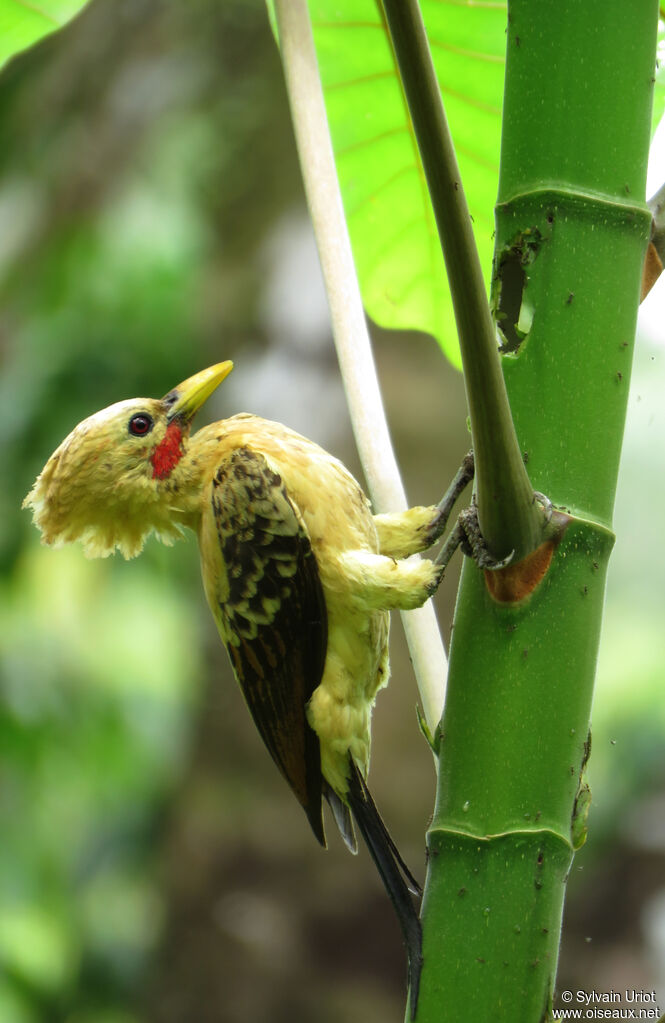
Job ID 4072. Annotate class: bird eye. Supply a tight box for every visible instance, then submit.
[128,414,153,437]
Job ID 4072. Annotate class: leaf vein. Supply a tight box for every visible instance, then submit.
[430,39,504,64]
[10,0,60,24]
[345,163,416,220]
[335,125,409,158]
[432,0,505,9]
[325,70,396,92]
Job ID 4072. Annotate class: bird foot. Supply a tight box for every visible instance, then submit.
[457,503,514,570]
[423,450,475,547]
[433,498,514,580]
[425,456,557,588]
[533,490,553,523]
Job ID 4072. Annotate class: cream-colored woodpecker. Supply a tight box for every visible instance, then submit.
[23,362,470,1015]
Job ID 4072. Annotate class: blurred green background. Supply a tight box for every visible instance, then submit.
[2,2,665,1020]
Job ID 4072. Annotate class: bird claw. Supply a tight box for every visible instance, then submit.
[424,450,475,547]
[457,504,514,571]
[430,470,556,583]
[533,490,553,523]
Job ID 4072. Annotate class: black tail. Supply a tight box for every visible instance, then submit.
[346,757,423,1019]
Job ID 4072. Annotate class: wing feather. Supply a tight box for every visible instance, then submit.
[210,446,328,845]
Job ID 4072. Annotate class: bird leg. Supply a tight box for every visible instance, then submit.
[422,449,475,548]
[434,499,515,575]
[362,452,547,599]
[373,449,475,559]
[336,550,443,610]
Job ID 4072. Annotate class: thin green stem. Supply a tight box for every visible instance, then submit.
[380,0,542,562]
[273,0,447,731]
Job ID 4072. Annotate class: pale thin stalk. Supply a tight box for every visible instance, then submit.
[274,0,446,731]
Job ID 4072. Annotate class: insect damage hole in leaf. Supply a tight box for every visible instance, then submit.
[493,228,543,353]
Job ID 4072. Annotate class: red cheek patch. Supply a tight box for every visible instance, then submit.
[151,422,184,479]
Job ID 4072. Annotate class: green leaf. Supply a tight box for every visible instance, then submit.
[309,0,507,363]
[0,0,91,72]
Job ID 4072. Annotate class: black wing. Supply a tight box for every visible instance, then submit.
[211,446,328,845]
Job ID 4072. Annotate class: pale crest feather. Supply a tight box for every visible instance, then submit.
[23,398,191,559]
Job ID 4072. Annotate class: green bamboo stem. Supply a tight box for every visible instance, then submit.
[417,1,658,1020]
[381,0,542,564]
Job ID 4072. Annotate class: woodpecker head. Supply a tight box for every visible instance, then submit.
[23,361,233,559]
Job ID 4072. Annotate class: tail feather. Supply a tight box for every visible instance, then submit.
[324,785,358,853]
[346,757,423,1019]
